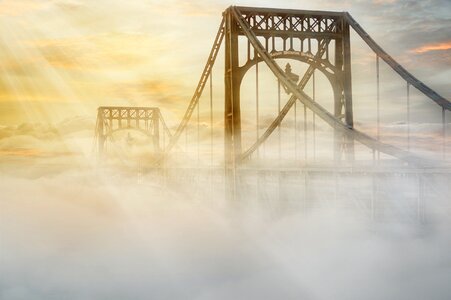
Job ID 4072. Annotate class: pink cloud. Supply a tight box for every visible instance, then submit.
[411,41,451,54]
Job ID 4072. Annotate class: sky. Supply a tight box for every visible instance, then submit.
[0,0,449,125]
[0,0,450,162]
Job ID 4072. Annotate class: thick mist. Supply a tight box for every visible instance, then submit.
[1,163,451,300]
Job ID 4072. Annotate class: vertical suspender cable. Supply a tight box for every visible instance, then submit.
[443,108,446,161]
[376,55,380,161]
[185,124,188,152]
[407,82,410,151]
[162,119,165,151]
[294,99,297,160]
[304,104,307,162]
[165,17,224,155]
[256,62,260,157]
[209,71,213,189]
[210,71,213,166]
[278,79,281,162]
[313,69,316,161]
[197,101,200,163]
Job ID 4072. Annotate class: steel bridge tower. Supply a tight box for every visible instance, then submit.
[224,7,355,167]
[159,5,449,173]
[94,106,163,158]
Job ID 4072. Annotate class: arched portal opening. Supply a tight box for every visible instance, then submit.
[239,57,337,161]
[103,128,161,164]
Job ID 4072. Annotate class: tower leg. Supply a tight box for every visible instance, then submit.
[98,135,105,160]
[342,21,354,128]
[342,20,355,161]
[96,109,106,160]
[153,109,160,152]
[224,9,242,168]
[224,9,242,201]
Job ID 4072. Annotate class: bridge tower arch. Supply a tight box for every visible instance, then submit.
[223,7,355,166]
[94,106,164,159]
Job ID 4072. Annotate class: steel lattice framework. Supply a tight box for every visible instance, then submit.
[162,6,449,170]
[90,6,450,205]
[226,7,354,165]
[94,106,171,157]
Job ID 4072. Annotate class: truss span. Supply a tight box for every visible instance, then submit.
[94,106,172,157]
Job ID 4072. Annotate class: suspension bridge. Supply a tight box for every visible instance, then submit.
[94,6,450,217]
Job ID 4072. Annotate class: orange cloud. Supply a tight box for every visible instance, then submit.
[0,148,42,157]
[412,41,451,54]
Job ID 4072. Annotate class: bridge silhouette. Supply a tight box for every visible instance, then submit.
[94,6,450,213]
[94,106,172,157]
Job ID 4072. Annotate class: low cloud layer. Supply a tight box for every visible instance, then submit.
[1,165,451,299]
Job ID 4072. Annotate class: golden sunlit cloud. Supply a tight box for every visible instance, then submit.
[0,0,47,16]
[0,149,42,157]
[30,32,164,71]
[411,41,451,54]
[143,0,222,17]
